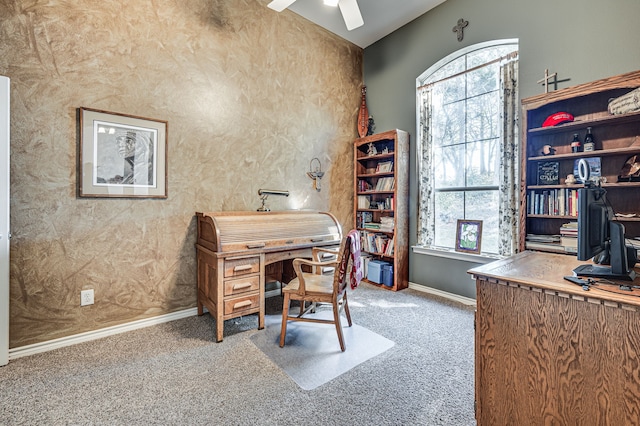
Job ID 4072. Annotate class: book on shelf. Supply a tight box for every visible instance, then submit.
[560,221,578,236]
[358,179,373,192]
[527,188,579,216]
[375,177,394,191]
[384,237,395,256]
[524,240,565,253]
[357,195,370,209]
[560,236,577,248]
[526,234,560,243]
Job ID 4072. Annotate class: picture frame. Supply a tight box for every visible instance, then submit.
[455,219,483,254]
[79,107,167,198]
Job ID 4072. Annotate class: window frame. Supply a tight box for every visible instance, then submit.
[416,39,519,256]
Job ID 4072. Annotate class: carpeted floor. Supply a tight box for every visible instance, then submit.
[0,283,476,425]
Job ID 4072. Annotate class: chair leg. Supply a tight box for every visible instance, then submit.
[333,302,346,352]
[343,292,352,327]
[280,294,291,348]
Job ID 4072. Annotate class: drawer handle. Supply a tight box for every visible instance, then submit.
[232,282,252,290]
[233,300,252,310]
[233,265,253,272]
[247,243,266,249]
[311,238,324,242]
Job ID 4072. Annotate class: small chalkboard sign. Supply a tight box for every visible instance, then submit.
[537,161,559,185]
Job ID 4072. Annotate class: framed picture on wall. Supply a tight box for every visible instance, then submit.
[79,107,167,198]
[455,219,483,254]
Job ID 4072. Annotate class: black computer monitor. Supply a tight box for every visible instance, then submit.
[573,186,636,281]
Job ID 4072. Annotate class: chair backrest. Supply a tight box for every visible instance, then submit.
[334,230,360,294]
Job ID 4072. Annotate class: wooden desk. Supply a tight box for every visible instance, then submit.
[469,251,640,425]
[195,211,341,342]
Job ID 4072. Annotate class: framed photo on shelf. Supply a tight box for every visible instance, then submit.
[79,107,167,198]
[375,161,393,173]
[455,219,483,254]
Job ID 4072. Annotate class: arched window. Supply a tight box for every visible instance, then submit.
[416,40,519,256]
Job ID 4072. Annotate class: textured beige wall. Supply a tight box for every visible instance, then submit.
[0,0,362,347]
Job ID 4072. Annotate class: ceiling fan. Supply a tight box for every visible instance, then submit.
[267,0,364,31]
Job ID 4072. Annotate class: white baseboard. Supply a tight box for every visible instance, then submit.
[9,285,474,360]
[408,282,476,307]
[9,308,200,360]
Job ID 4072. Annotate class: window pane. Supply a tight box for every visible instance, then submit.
[467,63,499,98]
[434,191,463,248]
[434,144,465,188]
[467,45,514,68]
[465,191,499,254]
[438,73,466,104]
[425,56,465,84]
[466,139,499,187]
[432,100,464,148]
[466,91,499,142]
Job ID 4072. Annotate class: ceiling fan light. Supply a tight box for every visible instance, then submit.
[324,0,339,7]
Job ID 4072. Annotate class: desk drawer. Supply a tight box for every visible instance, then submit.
[224,256,260,278]
[224,294,260,315]
[224,275,260,296]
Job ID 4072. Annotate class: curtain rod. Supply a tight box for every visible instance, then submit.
[417,51,518,92]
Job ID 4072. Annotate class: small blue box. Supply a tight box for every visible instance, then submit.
[367,260,387,284]
[382,264,394,287]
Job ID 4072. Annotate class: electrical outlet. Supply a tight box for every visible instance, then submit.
[81,289,94,306]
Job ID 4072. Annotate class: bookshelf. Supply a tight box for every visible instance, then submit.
[354,129,409,291]
[521,70,640,254]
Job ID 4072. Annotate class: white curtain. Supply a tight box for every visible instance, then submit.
[497,58,520,256]
[416,87,434,247]
[417,56,519,257]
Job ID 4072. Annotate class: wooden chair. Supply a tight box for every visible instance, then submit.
[279,231,360,352]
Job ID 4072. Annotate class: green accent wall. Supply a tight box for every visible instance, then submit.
[364,0,640,299]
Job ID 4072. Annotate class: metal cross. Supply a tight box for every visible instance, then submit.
[452,18,468,42]
[537,69,558,93]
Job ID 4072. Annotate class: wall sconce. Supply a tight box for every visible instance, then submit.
[307,157,324,192]
[257,188,289,212]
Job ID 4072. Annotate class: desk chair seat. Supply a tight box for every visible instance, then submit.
[279,230,361,352]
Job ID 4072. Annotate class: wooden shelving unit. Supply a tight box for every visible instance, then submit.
[353,129,409,291]
[520,70,640,254]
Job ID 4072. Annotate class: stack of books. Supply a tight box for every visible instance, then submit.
[525,234,563,253]
[560,222,578,253]
[379,216,394,233]
[362,222,380,231]
[628,238,640,261]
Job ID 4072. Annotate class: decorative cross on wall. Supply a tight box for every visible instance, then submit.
[452,18,468,42]
[537,69,571,93]
[537,69,557,93]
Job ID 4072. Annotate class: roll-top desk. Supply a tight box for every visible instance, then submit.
[195,210,342,342]
[469,251,640,425]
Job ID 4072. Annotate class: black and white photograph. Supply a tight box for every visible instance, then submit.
[79,108,167,198]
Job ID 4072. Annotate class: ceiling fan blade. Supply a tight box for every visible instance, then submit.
[338,0,364,31]
[267,0,298,12]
